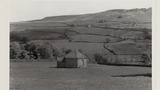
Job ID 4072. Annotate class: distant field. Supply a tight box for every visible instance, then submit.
[70,35,117,43]
[10,62,151,90]
[26,40,150,64]
[10,22,67,31]
[10,8,152,65]
[51,41,110,55]
[43,39,150,55]
[10,23,150,42]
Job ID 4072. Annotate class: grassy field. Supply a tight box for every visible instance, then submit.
[10,62,151,90]
[24,39,150,64]
[10,8,152,90]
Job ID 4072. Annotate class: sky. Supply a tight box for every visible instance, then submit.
[10,0,152,22]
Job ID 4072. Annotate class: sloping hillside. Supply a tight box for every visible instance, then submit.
[10,7,152,64]
[10,7,151,32]
[33,8,151,22]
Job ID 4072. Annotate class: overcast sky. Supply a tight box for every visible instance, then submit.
[10,0,152,22]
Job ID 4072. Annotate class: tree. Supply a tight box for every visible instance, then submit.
[143,29,151,40]
[10,42,21,59]
[24,42,43,59]
[39,43,53,59]
[24,42,64,59]
[18,50,30,59]
[61,48,71,55]
[141,53,151,64]
[94,53,103,64]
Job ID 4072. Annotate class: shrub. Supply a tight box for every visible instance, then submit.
[52,47,64,57]
[94,53,104,64]
[144,34,151,40]
[94,53,111,64]
[24,42,41,59]
[18,50,30,59]
[141,53,151,64]
[40,43,54,59]
[10,42,22,59]
[61,48,72,55]
[143,29,151,40]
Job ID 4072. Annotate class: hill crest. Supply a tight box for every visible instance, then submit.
[29,7,151,23]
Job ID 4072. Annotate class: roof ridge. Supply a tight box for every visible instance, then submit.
[65,49,86,59]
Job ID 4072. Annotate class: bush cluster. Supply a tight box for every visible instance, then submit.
[94,53,151,65]
[142,29,151,40]
[94,53,109,64]
[10,41,65,59]
[10,42,22,59]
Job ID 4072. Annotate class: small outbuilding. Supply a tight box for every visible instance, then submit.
[57,49,87,68]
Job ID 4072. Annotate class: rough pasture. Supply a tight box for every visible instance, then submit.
[10,62,151,90]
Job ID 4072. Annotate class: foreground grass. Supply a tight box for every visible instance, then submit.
[10,62,151,90]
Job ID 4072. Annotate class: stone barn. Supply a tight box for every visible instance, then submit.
[57,49,87,68]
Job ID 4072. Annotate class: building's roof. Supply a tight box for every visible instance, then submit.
[65,49,86,59]
[57,57,64,61]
